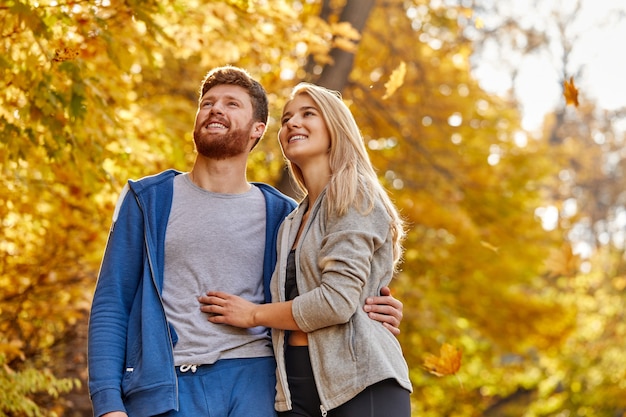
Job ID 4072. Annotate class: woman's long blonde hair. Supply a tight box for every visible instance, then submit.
[284,83,405,267]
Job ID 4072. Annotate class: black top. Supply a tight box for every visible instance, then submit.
[285,249,299,301]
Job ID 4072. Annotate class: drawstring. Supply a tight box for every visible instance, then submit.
[320,405,327,417]
[179,364,199,373]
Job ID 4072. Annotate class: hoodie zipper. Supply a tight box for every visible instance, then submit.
[277,216,294,411]
[135,192,179,411]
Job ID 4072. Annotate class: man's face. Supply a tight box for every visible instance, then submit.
[193,84,261,160]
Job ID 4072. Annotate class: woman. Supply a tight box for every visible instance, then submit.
[200,83,412,416]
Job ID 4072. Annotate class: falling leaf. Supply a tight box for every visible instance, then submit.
[382,61,406,100]
[563,76,579,107]
[544,243,579,278]
[423,343,462,377]
[480,240,499,253]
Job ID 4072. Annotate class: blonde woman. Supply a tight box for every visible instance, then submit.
[200,83,412,417]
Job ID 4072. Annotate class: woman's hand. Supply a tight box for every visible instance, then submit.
[198,291,258,328]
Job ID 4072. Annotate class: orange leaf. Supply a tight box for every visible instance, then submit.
[52,47,80,62]
[423,343,462,377]
[563,76,579,107]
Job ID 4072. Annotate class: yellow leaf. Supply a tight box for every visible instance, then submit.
[563,76,579,107]
[423,343,462,377]
[382,61,406,100]
[330,21,361,41]
[480,240,499,253]
[333,37,358,53]
[0,340,25,362]
[544,243,579,278]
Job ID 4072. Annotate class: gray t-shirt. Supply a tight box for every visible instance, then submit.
[163,174,271,366]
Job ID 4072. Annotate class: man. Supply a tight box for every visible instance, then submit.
[88,66,403,417]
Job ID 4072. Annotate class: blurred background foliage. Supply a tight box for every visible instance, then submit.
[1,0,625,415]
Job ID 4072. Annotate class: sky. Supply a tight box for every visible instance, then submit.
[464,0,626,131]
[450,0,626,258]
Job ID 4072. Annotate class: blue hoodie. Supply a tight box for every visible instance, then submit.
[88,169,296,417]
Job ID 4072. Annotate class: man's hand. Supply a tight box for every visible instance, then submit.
[102,412,127,417]
[363,286,403,336]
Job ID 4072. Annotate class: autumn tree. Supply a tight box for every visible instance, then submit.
[4,0,622,415]
[462,0,626,414]
[1,0,356,414]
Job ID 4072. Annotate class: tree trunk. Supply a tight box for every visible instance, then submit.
[275,0,376,197]
[315,0,376,91]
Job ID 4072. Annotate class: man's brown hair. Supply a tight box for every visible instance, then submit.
[199,66,269,126]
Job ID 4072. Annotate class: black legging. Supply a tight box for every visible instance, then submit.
[278,345,411,417]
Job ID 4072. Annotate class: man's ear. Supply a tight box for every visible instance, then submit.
[252,122,266,140]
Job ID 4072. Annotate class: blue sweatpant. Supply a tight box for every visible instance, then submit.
[157,357,278,417]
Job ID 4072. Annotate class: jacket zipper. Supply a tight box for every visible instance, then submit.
[135,192,179,411]
[291,203,329,416]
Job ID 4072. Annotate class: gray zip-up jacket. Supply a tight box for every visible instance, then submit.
[270,189,413,413]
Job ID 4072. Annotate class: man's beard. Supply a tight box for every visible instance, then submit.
[193,122,253,160]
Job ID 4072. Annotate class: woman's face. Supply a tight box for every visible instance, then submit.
[278,93,331,168]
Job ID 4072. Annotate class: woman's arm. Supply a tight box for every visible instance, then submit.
[198,291,301,330]
[200,204,404,333]
[199,287,404,335]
